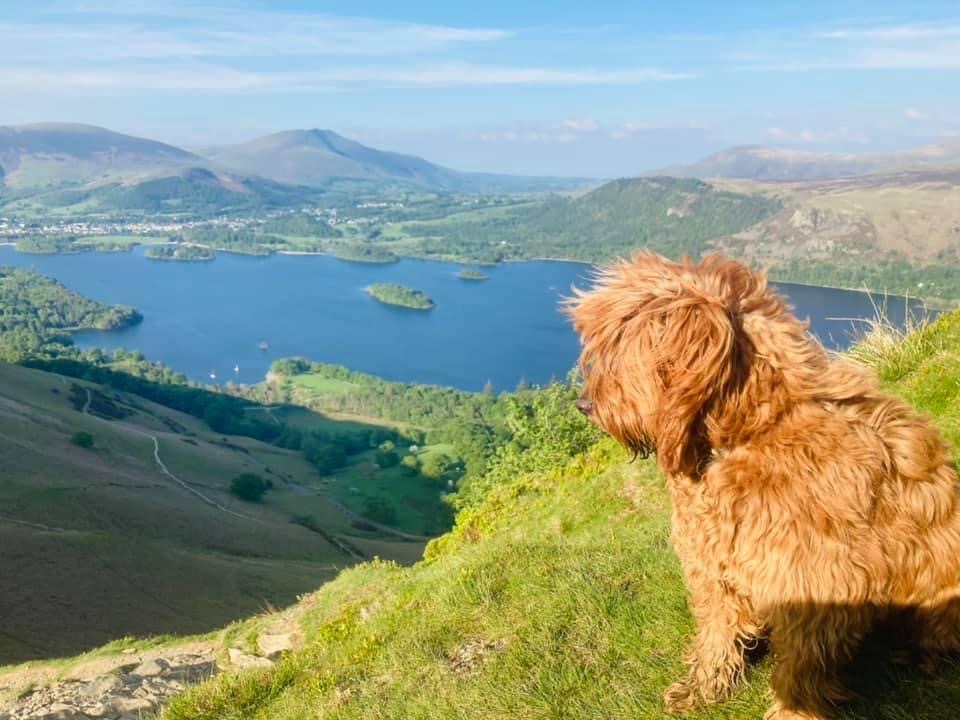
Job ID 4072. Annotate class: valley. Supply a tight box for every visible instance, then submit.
[0,361,426,662]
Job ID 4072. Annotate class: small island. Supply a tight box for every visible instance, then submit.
[456,269,489,281]
[366,283,434,310]
[145,244,215,262]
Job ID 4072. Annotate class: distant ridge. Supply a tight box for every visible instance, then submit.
[0,123,587,200]
[0,123,200,188]
[654,139,960,181]
[200,128,465,188]
[198,128,589,193]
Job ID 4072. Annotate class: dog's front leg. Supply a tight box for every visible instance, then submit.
[664,574,759,714]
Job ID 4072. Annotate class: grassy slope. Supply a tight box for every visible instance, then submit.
[0,362,423,664]
[160,312,960,719]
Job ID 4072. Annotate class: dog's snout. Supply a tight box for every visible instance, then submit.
[576,396,593,415]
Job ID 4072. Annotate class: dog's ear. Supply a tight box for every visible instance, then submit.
[654,298,737,477]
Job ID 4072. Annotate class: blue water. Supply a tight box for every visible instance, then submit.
[0,247,932,392]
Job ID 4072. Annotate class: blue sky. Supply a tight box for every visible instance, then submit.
[3,0,960,176]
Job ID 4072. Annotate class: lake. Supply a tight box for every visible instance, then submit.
[0,246,933,392]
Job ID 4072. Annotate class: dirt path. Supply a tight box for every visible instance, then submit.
[82,389,260,523]
[0,515,68,533]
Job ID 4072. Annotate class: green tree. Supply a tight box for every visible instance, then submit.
[362,495,397,525]
[420,453,452,481]
[375,440,399,468]
[230,473,272,503]
[400,454,420,476]
[71,431,95,449]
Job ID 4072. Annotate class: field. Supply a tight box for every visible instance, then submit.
[249,397,456,537]
[0,362,423,664]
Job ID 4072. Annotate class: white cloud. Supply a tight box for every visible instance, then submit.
[904,107,927,120]
[798,129,817,143]
[0,64,689,94]
[815,23,960,40]
[476,129,578,144]
[766,127,787,139]
[606,120,708,140]
[0,11,511,60]
[738,21,960,72]
[561,118,598,132]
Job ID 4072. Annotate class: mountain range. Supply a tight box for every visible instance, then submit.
[655,140,960,181]
[0,123,586,216]
[4,122,960,217]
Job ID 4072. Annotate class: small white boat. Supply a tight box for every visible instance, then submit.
[234,364,239,373]
[209,371,216,380]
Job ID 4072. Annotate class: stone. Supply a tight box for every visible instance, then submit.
[78,676,122,700]
[256,633,293,660]
[164,661,214,683]
[227,648,273,670]
[32,704,79,720]
[130,658,168,678]
[108,696,153,713]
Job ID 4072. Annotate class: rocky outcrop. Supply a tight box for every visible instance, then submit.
[0,600,304,720]
[1,653,215,720]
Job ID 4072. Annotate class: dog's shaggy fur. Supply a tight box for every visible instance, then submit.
[566,252,960,720]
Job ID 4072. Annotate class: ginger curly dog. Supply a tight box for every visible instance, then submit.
[566,252,960,720]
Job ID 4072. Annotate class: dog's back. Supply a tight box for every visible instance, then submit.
[852,391,960,604]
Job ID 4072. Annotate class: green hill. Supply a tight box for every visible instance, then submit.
[0,361,424,664]
[142,310,960,720]
[2,166,324,219]
[395,176,780,263]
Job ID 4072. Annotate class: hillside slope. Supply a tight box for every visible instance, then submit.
[392,176,781,263]
[143,311,960,720]
[708,173,960,304]
[0,362,423,663]
[199,129,587,193]
[0,123,199,189]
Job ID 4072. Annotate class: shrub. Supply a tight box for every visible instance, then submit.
[375,440,399,468]
[230,473,272,503]
[362,495,397,525]
[72,431,95,449]
[420,453,452,481]
[400,454,420,476]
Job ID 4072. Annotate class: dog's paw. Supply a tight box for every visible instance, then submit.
[663,680,699,714]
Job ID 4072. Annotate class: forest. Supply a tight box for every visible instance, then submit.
[0,267,142,361]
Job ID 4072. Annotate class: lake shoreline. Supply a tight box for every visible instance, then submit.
[1,245,935,393]
[0,241,950,309]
